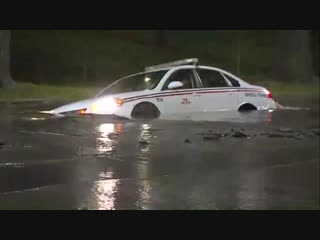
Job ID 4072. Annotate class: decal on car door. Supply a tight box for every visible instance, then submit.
[181,98,191,104]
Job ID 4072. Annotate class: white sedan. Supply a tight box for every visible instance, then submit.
[50,58,277,119]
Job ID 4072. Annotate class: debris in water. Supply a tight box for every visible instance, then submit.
[139,140,149,145]
[0,162,24,168]
[231,130,249,138]
[197,132,220,136]
[303,132,314,138]
[277,128,294,133]
[266,132,296,138]
[108,133,119,140]
[203,134,222,141]
[184,138,192,143]
[0,141,5,148]
[147,129,164,133]
[312,129,320,136]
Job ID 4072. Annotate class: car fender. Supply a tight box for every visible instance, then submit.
[115,98,163,119]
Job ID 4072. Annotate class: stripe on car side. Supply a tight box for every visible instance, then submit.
[123,88,264,103]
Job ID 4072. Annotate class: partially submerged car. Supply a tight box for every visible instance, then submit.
[50,58,276,119]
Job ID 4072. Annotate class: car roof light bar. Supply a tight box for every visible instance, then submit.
[145,58,198,72]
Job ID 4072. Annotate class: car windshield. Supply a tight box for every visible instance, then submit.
[97,70,168,96]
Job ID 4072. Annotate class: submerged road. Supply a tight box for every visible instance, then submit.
[0,95,319,210]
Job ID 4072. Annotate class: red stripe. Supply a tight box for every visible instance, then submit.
[124,90,196,101]
[124,89,264,104]
[195,89,263,94]
[124,92,193,103]
[123,88,261,101]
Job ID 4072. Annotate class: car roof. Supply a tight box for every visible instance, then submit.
[142,64,251,87]
[144,58,227,73]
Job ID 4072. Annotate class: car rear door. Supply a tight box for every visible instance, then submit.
[194,68,239,112]
[159,69,202,115]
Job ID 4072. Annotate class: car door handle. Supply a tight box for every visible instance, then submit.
[193,94,201,97]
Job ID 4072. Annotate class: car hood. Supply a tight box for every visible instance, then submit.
[96,90,154,100]
[51,98,96,114]
[51,90,155,115]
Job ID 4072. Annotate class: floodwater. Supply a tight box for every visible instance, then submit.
[0,95,319,210]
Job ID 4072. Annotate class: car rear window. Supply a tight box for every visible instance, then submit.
[223,74,241,87]
[197,69,229,88]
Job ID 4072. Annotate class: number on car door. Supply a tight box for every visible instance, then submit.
[161,69,200,114]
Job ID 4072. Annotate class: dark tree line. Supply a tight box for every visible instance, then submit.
[0,30,319,88]
[272,30,316,83]
[0,30,15,88]
[153,30,319,83]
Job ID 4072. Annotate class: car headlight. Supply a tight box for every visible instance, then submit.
[91,98,123,113]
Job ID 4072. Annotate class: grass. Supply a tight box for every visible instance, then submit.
[0,83,100,102]
[259,81,319,96]
[0,81,318,103]
[244,76,320,96]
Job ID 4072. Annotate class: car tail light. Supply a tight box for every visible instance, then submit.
[267,90,273,99]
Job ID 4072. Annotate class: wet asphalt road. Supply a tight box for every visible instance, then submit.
[0,96,319,210]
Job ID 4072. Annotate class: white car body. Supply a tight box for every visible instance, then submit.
[50,59,277,119]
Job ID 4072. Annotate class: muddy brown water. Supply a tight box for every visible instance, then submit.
[0,96,319,210]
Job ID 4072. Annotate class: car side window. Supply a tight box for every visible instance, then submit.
[197,69,229,88]
[223,73,241,87]
[162,69,196,91]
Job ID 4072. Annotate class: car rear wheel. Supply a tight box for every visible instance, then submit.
[238,103,257,112]
[131,102,160,119]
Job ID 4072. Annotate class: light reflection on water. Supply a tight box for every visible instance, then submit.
[136,180,152,210]
[99,169,114,179]
[90,178,153,210]
[88,122,155,210]
[96,123,124,154]
[90,116,276,210]
[92,123,122,210]
[21,117,47,121]
[138,124,153,154]
[96,123,115,154]
[135,124,153,209]
[92,179,119,210]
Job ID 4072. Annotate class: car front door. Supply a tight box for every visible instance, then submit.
[194,68,239,112]
[159,69,201,115]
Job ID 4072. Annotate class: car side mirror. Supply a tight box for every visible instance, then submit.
[168,81,183,90]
